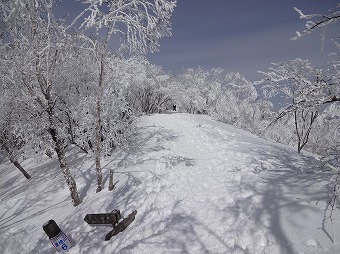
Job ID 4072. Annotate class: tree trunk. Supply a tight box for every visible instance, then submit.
[1,141,31,180]
[108,168,115,191]
[94,55,105,193]
[42,80,81,206]
[295,109,318,154]
[10,159,31,179]
[49,127,82,206]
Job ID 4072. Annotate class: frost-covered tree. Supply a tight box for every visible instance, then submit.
[223,72,258,101]
[169,68,268,134]
[67,0,177,192]
[292,4,340,49]
[123,60,172,114]
[1,0,176,194]
[308,103,340,163]
[291,3,340,105]
[214,72,264,132]
[171,69,201,114]
[51,34,98,154]
[292,3,340,208]
[95,55,137,155]
[172,68,220,114]
[0,0,84,206]
[0,89,31,180]
[257,59,322,153]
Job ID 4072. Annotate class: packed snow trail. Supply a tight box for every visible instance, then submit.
[0,113,339,253]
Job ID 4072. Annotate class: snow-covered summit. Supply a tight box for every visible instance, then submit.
[0,113,339,253]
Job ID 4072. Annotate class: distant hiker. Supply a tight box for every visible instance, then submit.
[173,104,177,111]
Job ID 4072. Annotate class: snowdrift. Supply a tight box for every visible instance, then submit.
[0,113,339,253]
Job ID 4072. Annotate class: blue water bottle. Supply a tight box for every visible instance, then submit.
[43,220,72,252]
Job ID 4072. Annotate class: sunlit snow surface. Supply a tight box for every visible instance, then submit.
[1,113,339,253]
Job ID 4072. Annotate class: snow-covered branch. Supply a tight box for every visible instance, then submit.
[292,4,340,48]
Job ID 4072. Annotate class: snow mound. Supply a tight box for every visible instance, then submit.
[0,113,339,253]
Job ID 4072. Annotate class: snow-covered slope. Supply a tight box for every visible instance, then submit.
[0,113,339,253]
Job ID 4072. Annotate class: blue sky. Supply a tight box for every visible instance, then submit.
[56,0,339,81]
[146,0,339,81]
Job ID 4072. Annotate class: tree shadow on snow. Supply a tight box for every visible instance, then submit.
[19,121,340,253]
[245,145,338,253]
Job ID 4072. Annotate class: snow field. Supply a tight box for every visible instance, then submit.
[0,113,339,253]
